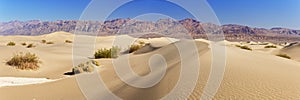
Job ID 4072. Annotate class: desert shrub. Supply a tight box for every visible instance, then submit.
[236,45,252,51]
[276,54,291,59]
[27,43,35,48]
[65,40,72,43]
[41,40,46,43]
[91,60,100,66]
[21,42,27,46]
[6,52,40,70]
[138,40,145,45]
[264,45,277,48]
[72,60,100,74]
[94,48,110,58]
[94,46,121,59]
[46,42,54,44]
[129,44,143,53]
[259,42,269,45]
[7,42,16,46]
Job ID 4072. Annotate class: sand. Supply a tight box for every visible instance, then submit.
[0,77,54,87]
[0,32,300,99]
[279,42,300,61]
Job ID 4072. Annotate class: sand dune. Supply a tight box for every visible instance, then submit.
[0,32,300,99]
[0,32,74,79]
[279,42,300,61]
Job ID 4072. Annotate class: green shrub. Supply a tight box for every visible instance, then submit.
[21,42,27,46]
[6,52,40,70]
[7,42,16,46]
[94,46,121,59]
[264,45,277,48]
[236,45,252,51]
[65,40,72,43]
[276,54,291,59]
[27,43,35,48]
[46,42,54,44]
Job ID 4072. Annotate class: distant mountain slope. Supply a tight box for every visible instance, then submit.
[0,18,299,42]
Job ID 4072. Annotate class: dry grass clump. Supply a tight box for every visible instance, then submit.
[6,52,41,70]
[94,46,121,59]
[129,44,143,53]
[41,40,46,43]
[128,40,146,53]
[21,42,27,46]
[236,45,252,51]
[72,60,100,74]
[7,42,16,46]
[41,40,54,44]
[27,43,35,48]
[259,42,269,45]
[65,40,72,43]
[138,40,145,45]
[276,54,291,59]
[264,45,277,48]
[46,42,54,44]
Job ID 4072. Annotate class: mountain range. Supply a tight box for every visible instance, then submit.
[0,18,299,43]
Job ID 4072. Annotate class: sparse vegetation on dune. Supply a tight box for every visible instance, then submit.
[236,45,252,51]
[94,46,121,59]
[91,60,100,66]
[138,40,145,45]
[259,42,269,45]
[73,62,94,74]
[26,43,35,48]
[41,39,54,44]
[46,42,54,44]
[264,45,277,48]
[128,44,143,53]
[7,42,16,46]
[127,40,146,53]
[6,52,41,70]
[21,42,27,46]
[64,60,100,75]
[41,40,46,43]
[65,40,72,43]
[276,54,291,59]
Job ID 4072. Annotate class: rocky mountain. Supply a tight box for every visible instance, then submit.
[0,18,300,42]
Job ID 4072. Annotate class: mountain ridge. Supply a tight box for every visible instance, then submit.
[1,18,299,43]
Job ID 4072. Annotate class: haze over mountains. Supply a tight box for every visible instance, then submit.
[0,18,299,42]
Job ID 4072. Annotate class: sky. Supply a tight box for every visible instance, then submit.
[0,0,299,29]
